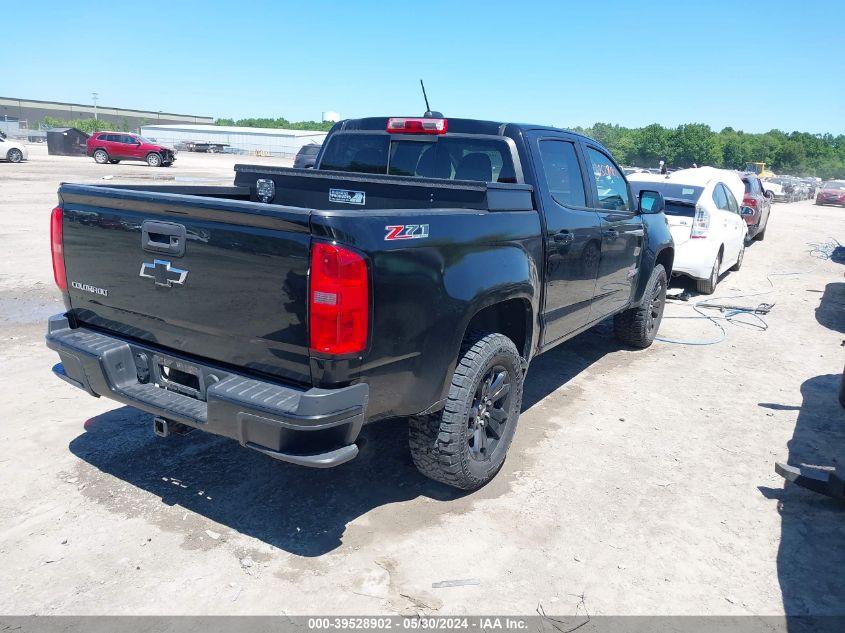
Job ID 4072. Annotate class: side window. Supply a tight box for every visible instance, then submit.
[712,184,729,210]
[586,147,630,211]
[122,135,137,144]
[537,140,586,207]
[724,185,738,213]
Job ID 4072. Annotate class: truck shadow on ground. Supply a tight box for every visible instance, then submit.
[758,373,845,623]
[814,282,845,334]
[68,326,620,557]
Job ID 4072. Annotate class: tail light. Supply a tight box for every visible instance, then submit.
[50,206,67,291]
[691,205,710,239]
[743,195,757,209]
[386,117,448,134]
[309,242,369,355]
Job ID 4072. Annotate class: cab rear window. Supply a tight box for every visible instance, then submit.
[319,133,517,183]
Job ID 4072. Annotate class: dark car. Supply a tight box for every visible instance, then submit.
[293,143,321,168]
[816,180,845,207]
[47,115,673,490]
[739,172,773,240]
[801,178,818,198]
[87,132,176,167]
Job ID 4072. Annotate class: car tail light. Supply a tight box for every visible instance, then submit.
[743,195,757,209]
[386,117,448,134]
[309,242,369,354]
[50,206,67,291]
[691,205,710,239]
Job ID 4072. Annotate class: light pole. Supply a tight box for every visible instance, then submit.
[92,92,99,120]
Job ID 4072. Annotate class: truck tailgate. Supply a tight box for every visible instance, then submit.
[58,184,312,385]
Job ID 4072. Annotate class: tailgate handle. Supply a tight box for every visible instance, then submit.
[141,220,186,257]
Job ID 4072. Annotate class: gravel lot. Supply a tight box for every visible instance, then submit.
[1,144,843,616]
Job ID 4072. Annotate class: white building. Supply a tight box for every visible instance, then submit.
[139,124,327,158]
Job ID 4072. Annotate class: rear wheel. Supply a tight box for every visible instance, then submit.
[93,149,109,164]
[613,264,667,348]
[408,333,524,490]
[6,148,23,163]
[146,152,162,167]
[696,253,721,295]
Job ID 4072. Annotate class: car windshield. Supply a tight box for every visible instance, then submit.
[630,181,704,202]
[823,182,845,190]
[138,136,156,144]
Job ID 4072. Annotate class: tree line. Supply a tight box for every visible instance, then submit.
[569,122,845,179]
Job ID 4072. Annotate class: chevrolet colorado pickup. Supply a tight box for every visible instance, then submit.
[46,115,674,490]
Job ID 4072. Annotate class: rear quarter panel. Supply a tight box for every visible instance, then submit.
[310,208,542,421]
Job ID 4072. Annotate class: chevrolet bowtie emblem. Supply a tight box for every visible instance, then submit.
[139,259,188,287]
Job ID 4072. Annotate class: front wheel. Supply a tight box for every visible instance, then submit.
[409,333,524,490]
[93,149,109,164]
[7,148,23,163]
[146,152,162,167]
[613,264,667,348]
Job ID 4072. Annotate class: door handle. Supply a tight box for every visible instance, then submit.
[141,220,187,257]
[553,230,574,244]
[627,228,645,237]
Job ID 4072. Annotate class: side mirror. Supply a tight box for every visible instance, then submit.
[764,190,774,199]
[740,206,755,217]
[638,190,665,214]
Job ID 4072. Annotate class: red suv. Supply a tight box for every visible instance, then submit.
[86,132,176,167]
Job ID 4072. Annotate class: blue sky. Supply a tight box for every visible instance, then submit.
[6,0,844,133]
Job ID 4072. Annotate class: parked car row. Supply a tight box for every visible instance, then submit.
[629,167,766,294]
[762,175,820,202]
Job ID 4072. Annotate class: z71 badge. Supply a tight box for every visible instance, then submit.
[385,224,430,241]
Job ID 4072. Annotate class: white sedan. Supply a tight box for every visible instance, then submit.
[629,168,747,294]
[0,134,28,163]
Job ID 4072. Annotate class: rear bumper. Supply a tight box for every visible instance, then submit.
[46,314,368,467]
[672,239,721,280]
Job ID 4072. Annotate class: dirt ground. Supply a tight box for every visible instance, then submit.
[1,144,843,616]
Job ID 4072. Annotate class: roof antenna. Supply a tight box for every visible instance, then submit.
[420,80,443,118]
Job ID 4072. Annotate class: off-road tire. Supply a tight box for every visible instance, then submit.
[146,152,162,167]
[613,264,667,349]
[408,333,524,490]
[696,253,721,295]
[730,243,745,271]
[7,148,23,163]
[93,149,109,164]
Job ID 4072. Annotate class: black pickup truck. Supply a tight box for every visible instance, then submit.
[46,115,673,490]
